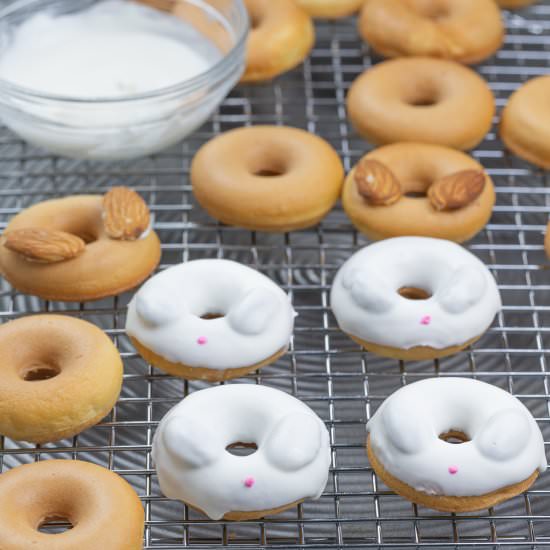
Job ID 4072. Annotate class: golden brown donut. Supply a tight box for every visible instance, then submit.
[497,0,536,8]
[0,188,161,302]
[500,76,550,169]
[0,460,144,550]
[347,57,495,150]
[242,0,315,82]
[191,126,344,232]
[0,315,122,444]
[358,0,504,64]
[342,143,496,243]
[295,0,365,18]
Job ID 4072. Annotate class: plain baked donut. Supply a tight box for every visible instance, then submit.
[367,378,546,512]
[331,237,502,360]
[0,460,144,549]
[0,187,161,301]
[347,57,495,150]
[500,76,550,169]
[191,126,344,232]
[152,384,330,520]
[242,0,315,82]
[342,143,496,242]
[0,315,123,443]
[359,0,504,64]
[126,259,295,381]
[497,0,535,8]
[295,0,365,18]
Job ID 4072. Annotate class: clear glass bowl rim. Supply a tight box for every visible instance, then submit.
[0,0,249,104]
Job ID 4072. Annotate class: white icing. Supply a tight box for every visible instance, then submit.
[0,2,217,98]
[126,259,296,370]
[330,237,502,350]
[152,384,331,519]
[367,378,547,497]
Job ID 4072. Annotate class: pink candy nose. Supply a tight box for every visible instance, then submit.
[448,466,459,475]
[244,477,255,488]
[197,336,208,345]
[420,315,432,326]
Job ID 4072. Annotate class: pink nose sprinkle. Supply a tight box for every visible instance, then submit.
[448,466,459,475]
[244,477,255,488]
[197,336,208,345]
[420,315,432,326]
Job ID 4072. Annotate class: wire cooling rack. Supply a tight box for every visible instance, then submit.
[1,3,550,548]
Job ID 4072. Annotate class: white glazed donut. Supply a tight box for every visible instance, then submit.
[152,384,331,520]
[367,377,547,512]
[126,259,296,381]
[330,237,501,360]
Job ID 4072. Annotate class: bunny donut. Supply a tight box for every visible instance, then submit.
[331,237,501,360]
[367,378,547,512]
[152,384,331,520]
[126,259,295,381]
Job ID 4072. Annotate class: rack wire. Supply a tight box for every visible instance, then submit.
[1,2,550,548]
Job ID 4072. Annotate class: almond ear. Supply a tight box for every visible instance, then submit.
[160,416,219,468]
[226,287,280,335]
[265,413,323,471]
[438,265,486,314]
[476,409,531,461]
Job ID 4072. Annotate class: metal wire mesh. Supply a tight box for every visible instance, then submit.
[1,3,550,548]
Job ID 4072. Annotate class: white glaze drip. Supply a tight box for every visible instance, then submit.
[152,385,331,519]
[367,378,547,497]
[126,259,296,370]
[330,237,502,350]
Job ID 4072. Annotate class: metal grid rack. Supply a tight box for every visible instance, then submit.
[1,2,550,548]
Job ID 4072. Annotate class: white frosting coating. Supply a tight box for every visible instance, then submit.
[152,384,331,519]
[330,237,502,350]
[367,378,547,497]
[126,259,296,370]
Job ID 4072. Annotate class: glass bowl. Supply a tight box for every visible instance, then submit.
[0,0,248,160]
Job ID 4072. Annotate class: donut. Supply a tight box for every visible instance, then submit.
[497,0,536,8]
[0,459,144,549]
[0,315,122,443]
[295,0,365,18]
[126,259,295,381]
[0,187,161,302]
[358,0,504,64]
[342,143,496,242]
[330,237,501,360]
[242,0,315,82]
[191,126,344,232]
[347,57,495,150]
[500,76,550,169]
[367,378,547,512]
[152,384,330,520]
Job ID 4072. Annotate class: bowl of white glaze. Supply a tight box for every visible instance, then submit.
[0,0,248,160]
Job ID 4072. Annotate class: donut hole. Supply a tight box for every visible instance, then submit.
[439,430,471,444]
[414,1,451,21]
[21,361,61,381]
[37,514,73,534]
[200,312,225,320]
[407,92,439,108]
[398,287,432,300]
[249,154,289,179]
[404,191,427,199]
[226,442,258,457]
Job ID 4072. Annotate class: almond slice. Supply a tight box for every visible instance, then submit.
[2,228,85,263]
[103,187,150,241]
[354,159,401,206]
[428,170,486,211]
